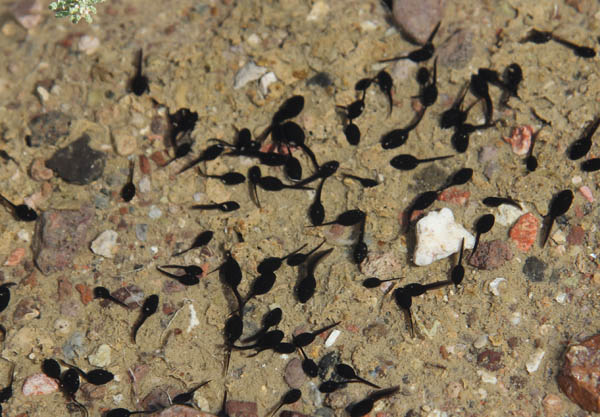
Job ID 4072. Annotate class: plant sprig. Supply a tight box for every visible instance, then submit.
[49,0,105,24]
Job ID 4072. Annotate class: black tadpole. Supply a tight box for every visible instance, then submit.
[309,178,326,226]
[0,283,16,314]
[132,294,159,343]
[42,358,62,380]
[121,159,136,202]
[223,314,243,375]
[0,362,15,405]
[375,70,394,116]
[190,201,240,212]
[58,360,114,385]
[541,190,574,248]
[268,389,302,417]
[344,122,361,146]
[106,408,153,417]
[362,277,401,288]
[172,380,211,405]
[257,244,307,274]
[379,21,441,63]
[380,109,425,149]
[469,214,495,261]
[415,57,438,107]
[172,230,214,257]
[353,216,368,265]
[336,363,380,388]
[482,196,522,210]
[93,286,129,308]
[293,321,341,348]
[130,49,149,96]
[287,240,326,267]
[241,308,282,343]
[219,252,244,312]
[342,173,379,188]
[311,209,365,227]
[198,170,246,186]
[296,248,334,303]
[581,158,600,172]
[450,238,465,287]
[390,154,453,171]
[438,167,473,192]
[156,265,202,286]
[177,144,225,174]
[0,194,37,222]
[568,116,600,160]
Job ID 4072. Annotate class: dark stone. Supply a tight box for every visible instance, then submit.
[317,351,341,380]
[468,239,513,270]
[32,207,94,275]
[28,111,72,147]
[45,134,107,184]
[523,256,547,282]
[307,72,333,88]
[477,350,503,371]
[225,400,258,417]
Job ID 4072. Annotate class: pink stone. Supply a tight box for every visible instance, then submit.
[503,126,533,156]
[579,186,594,202]
[22,373,59,396]
[4,247,26,266]
[509,213,539,252]
[437,187,470,205]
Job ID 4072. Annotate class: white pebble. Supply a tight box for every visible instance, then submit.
[526,349,545,373]
[259,72,278,96]
[148,205,162,219]
[138,176,151,193]
[489,277,506,296]
[477,370,497,384]
[510,312,522,325]
[473,334,488,349]
[91,230,118,258]
[234,61,268,89]
[22,373,59,396]
[53,318,71,334]
[246,33,261,46]
[88,344,112,367]
[187,303,199,333]
[78,35,100,55]
[496,204,524,227]
[413,208,475,266]
[572,175,582,185]
[324,329,341,347]
[17,229,30,242]
[306,1,329,21]
[555,293,567,304]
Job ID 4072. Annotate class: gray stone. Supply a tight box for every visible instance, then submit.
[392,0,446,45]
[136,224,148,242]
[437,28,474,69]
[284,358,308,389]
[46,134,107,185]
[28,111,72,147]
[33,207,94,275]
[523,256,547,282]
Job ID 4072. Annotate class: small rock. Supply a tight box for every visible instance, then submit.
[558,334,600,412]
[28,111,72,147]
[139,176,152,193]
[136,224,148,242]
[150,150,168,167]
[79,383,106,401]
[579,185,594,202]
[488,277,506,296]
[437,187,470,205]
[13,297,40,321]
[390,59,417,82]
[473,334,488,349]
[526,349,545,373]
[314,408,335,417]
[478,145,498,164]
[4,247,26,266]
[112,129,137,156]
[477,369,497,384]
[496,204,524,227]
[323,224,357,246]
[503,126,533,156]
[285,358,308,389]
[324,329,341,347]
[148,205,162,219]
[234,62,268,90]
[91,230,118,258]
[149,405,216,417]
[94,194,110,209]
[392,0,446,44]
[542,393,563,416]
[139,155,152,175]
[45,134,107,185]
[53,318,71,334]
[11,0,43,29]
[437,28,474,68]
[78,35,100,55]
[306,1,329,21]
[111,285,144,308]
[413,208,475,266]
[477,350,503,371]
[522,256,547,282]
[57,277,72,301]
[259,72,278,96]
[468,240,513,270]
[22,373,59,396]
[30,158,54,181]
[75,283,93,304]
[280,412,310,417]
[88,343,112,367]
[360,251,405,279]
[567,225,585,245]
[509,213,539,252]
[225,400,258,417]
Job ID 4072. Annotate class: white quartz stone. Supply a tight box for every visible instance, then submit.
[413,208,475,266]
[91,230,118,258]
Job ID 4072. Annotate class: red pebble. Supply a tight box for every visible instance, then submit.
[567,225,585,246]
[75,283,93,305]
[509,213,539,252]
[437,187,470,205]
[150,150,168,167]
[139,155,151,175]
